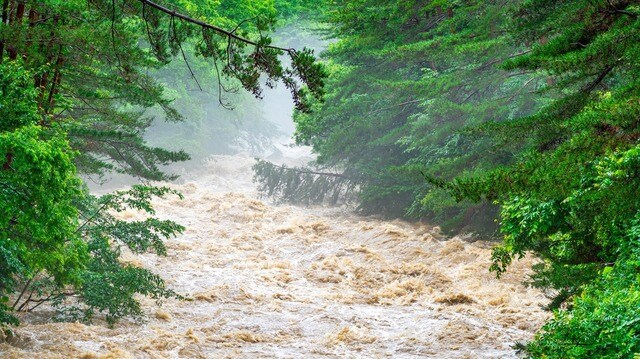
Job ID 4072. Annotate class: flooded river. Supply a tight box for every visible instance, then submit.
[1,150,549,358]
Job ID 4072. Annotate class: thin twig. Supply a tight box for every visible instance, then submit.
[171,16,202,91]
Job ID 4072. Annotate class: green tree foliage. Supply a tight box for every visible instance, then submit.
[273,0,317,19]
[0,62,184,328]
[63,185,184,326]
[400,0,640,356]
[521,158,640,357]
[1,0,325,329]
[256,0,545,234]
[1,62,86,326]
[464,1,639,355]
[0,0,325,180]
[253,159,356,205]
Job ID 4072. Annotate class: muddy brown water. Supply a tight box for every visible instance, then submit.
[0,154,549,358]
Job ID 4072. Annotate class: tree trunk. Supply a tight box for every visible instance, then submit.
[8,1,24,60]
[0,0,10,61]
[46,50,64,114]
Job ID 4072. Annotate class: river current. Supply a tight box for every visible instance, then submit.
[1,144,548,358]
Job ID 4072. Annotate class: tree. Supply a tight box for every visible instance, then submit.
[0,0,326,328]
[255,0,544,234]
[1,61,85,327]
[442,0,640,356]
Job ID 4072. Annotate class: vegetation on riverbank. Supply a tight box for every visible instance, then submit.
[2,0,640,357]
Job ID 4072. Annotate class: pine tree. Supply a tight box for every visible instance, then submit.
[256,0,544,234]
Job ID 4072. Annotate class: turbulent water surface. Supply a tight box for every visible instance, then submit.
[1,147,549,358]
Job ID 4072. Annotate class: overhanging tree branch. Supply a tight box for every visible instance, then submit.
[264,162,350,179]
[136,0,326,113]
[137,0,296,55]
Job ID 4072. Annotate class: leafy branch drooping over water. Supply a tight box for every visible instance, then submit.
[253,159,356,206]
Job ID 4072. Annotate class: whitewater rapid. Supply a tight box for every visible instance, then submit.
[0,151,549,358]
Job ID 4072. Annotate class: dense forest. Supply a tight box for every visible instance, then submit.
[2,0,640,358]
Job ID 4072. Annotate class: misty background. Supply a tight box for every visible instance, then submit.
[86,22,328,192]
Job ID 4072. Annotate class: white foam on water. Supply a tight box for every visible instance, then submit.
[2,149,549,359]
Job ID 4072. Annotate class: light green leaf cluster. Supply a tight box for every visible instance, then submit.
[1,62,85,326]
